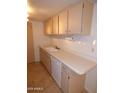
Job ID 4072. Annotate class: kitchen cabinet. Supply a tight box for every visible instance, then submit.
[58,2,83,35]
[51,56,61,87]
[68,2,83,34]
[44,18,53,35]
[61,64,85,93]
[68,0,93,35]
[44,1,93,36]
[81,0,94,35]
[59,10,68,35]
[40,48,51,74]
[40,48,85,93]
[52,15,59,35]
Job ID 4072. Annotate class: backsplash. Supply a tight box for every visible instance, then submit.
[52,35,96,62]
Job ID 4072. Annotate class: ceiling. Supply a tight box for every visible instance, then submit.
[27,0,82,21]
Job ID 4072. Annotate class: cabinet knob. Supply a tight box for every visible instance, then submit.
[83,3,84,8]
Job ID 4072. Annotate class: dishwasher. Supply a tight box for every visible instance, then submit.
[51,56,61,87]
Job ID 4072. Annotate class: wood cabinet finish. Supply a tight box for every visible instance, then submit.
[44,18,53,35]
[82,0,94,35]
[44,0,94,36]
[59,10,68,35]
[68,2,82,34]
[61,64,85,93]
[52,15,59,35]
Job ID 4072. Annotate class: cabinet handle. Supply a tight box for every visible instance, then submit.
[62,66,65,69]
[83,3,84,8]
[68,76,70,79]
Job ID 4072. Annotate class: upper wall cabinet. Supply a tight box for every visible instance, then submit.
[68,2,83,34]
[52,15,59,35]
[59,10,68,35]
[44,18,53,35]
[44,0,94,36]
[81,0,94,35]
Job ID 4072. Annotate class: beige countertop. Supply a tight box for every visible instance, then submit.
[40,46,96,75]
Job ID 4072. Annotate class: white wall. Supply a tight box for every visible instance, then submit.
[51,2,97,93]
[32,21,51,62]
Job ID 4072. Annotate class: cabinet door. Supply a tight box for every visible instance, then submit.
[40,48,51,73]
[45,54,51,74]
[61,71,69,93]
[61,64,85,93]
[68,71,85,93]
[52,15,59,35]
[45,18,53,35]
[82,0,93,35]
[55,61,61,87]
[51,57,61,87]
[40,48,46,64]
[51,58,57,81]
[68,2,82,34]
[59,10,68,35]
[61,64,69,93]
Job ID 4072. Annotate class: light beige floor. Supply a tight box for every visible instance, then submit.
[27,62,63,93]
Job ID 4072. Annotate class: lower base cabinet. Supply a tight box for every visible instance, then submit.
[61,64,85,93]
[40,48,51,74]
[40,48,86,93]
